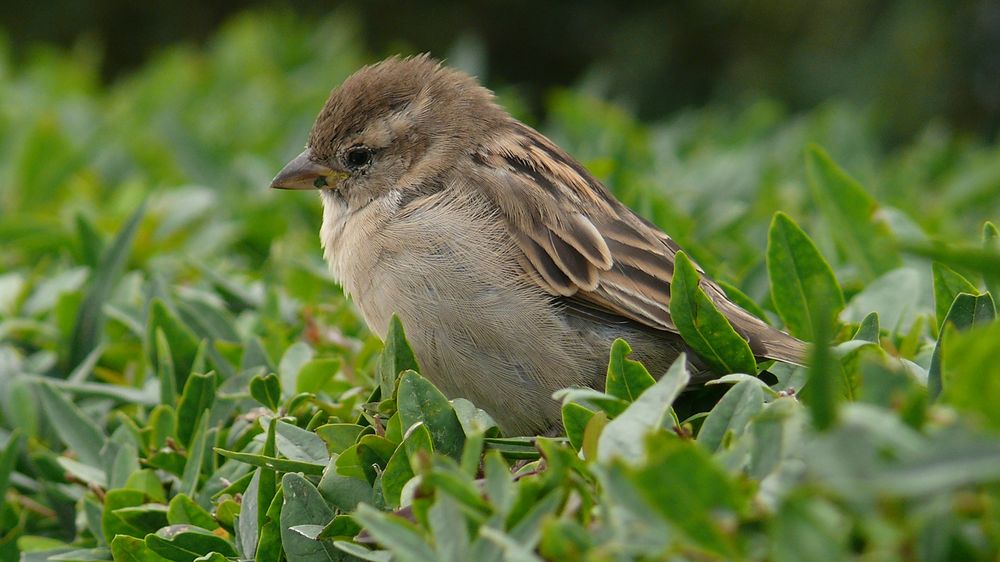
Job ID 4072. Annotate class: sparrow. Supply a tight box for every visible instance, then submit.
[271,55,805,436]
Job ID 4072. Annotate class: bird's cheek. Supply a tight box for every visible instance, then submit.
[320,185,348,209]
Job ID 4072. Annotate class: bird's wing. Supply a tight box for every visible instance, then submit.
[469,123,807,365]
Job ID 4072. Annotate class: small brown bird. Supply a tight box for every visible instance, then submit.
[272,55,805,436]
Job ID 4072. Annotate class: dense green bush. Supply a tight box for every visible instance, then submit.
[2,11,1000,562]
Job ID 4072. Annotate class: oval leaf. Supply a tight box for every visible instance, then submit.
[669,252,757,374]
[396,371,465,460]
[767,212,844,340]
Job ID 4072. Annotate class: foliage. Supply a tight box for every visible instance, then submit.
[2,11,1000,562]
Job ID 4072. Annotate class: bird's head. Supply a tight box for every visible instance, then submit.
[270,55,504,212]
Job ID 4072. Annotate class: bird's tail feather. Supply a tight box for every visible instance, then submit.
[714,297,809,367]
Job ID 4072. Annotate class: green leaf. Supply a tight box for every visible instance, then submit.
[396,370,465,460]
[192,554,228,562]
[211,470,254,501]
[101,489,148,543]
[4,377,39,439]
[852,312,880,343]
[148,299,202,396]
[857,358,924,413]
[940,310,1000,428]
[378,315,420,399]
[625,433,745,558]
[167,494,218,530]
[669,251,757,374]
[424,469,492,518]
[125,470,165,504]
[929,292,996,400]
[249,373,281,410]
[213,500,238,535]
[483,436,542,460]
[175,372,216,448]
[767,212,844,340]
[175,298,240,344]
[379,451,415,510]
[296,358,341,395]
[16,544,73,562]
[840,266,925,332]
[23,375,158,406]
[47,547,113,561]
[35,381,106,467]
[506,487,565,547]
[749,398,800,480]
[803,295,840,430]
[598,354,690,463]
[901,242,1000,286]
[351,504,437,562]
[156,329,177,407]
[381,422,433,507]
[538,519,592,562]
[605,339,656,402]
[867,440,1000,497]
[241,337,275,373]
[479,527,546,562]
[145,525,238,561]
[805,145,900,281]
[278,342,314,399]
[932,262,978,331]
[380,411,402,445]
[318,464,373,512]
[428,495,470,562]
[74,213,105,270]
[332,542,392,562]
[66,344,105,384]
[255,510,286,562]
[451,398,498,437]
[552,388,629,419]
[112,504,169,534]
[354,435,398,484]
[460,431,484,477]
[58,456,108,488]
[214,448,325,475]
[280,473,338,562]
[332,444,366,482]
[984,221,1000,308]
[259,492,285,562]
[314,423,370,455]
[483,451,515,517]
[69,202,145,367]
[107,440,141,490]
[148,405,176,450]
[274,420,330,465]
[110,536,170,562]
[236,469,261,559]
[317,515,362,540]
[561,402,595,452]
[179,415,211,497]
[697,379,765,453]
[770,494,849,562]
[0,429,23,502]
[581,412,608,462]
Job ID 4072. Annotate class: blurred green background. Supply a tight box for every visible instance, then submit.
[3,0,999,143]
[2,2,1000,289]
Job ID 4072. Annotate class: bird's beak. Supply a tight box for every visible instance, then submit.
[270,149,345,190]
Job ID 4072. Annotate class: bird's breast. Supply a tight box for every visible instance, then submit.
[318,189,600,434]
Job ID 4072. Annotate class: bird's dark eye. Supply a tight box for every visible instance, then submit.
[344,146,374,170]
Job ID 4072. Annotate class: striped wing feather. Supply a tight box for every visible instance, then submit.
[470,123,807,365]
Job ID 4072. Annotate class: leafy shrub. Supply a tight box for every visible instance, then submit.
[2,11,1000,562]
